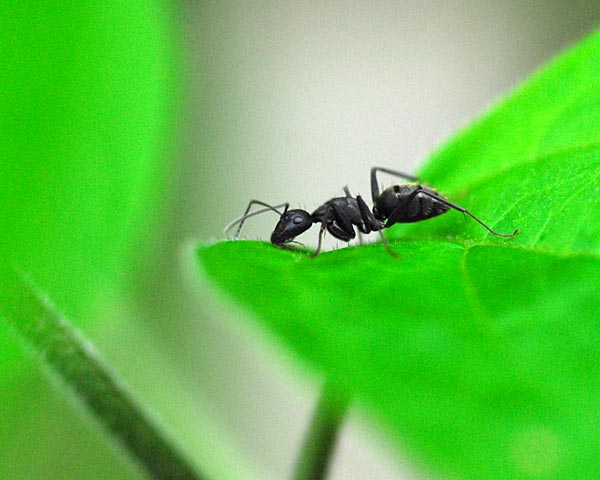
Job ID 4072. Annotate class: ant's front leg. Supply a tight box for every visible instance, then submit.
[328,202,357,242]
[310,222,327,258]
[310,203,356,257]
[343,186,364,245]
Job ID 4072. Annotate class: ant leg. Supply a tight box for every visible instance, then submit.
[357,194,400,257]
[309,222,327,258]
[328,203,356,242]
[371,167,420,203]
[356,195,385,233]
[354,195,398,257]
[417,190,519,238]
[378,231,400,258]
[310,207,352,257]
[343,186,364,245]
[385,188,423,227]
[223,200,288,239]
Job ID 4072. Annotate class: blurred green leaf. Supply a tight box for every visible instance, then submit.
[197,30,600,480]
[0,2,178,478]
[0,1,177,322]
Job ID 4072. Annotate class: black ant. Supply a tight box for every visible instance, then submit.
[224,167,518,257]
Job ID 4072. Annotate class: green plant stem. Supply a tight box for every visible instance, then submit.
[0,262,204,480]
[292,381,349,480]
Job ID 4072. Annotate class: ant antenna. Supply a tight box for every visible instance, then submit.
[224,201,289,239]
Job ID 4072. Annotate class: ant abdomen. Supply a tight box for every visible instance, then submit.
[373,184,449,224]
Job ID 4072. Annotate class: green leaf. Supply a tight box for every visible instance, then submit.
[0,1,177,322]
[0,3,179,478]
[197,29,600,480]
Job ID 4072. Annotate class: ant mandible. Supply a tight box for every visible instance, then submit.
[224,167,519,258]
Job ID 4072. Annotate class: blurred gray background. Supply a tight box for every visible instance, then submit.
[138,2,600,479]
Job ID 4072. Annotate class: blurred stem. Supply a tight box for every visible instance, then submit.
[292,381,349,480]
[0,261,204,480]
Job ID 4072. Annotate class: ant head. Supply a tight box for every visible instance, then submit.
[373,185,404,220]
[271,209,313,245]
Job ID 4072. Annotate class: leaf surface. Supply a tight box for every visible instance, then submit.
[198,30,600,479]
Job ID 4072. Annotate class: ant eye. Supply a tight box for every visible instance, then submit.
[393,185,401,193]
[293,216,303,225]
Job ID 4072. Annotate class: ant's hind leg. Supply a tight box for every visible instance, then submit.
[370,167,420,203]
[418,190,519,238]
